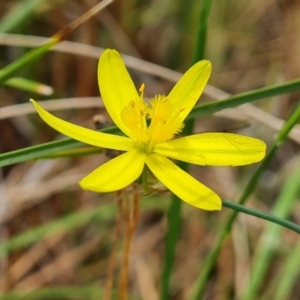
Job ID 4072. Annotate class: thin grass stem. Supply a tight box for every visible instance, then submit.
[160,0,212,299]
[189,102,300,300]
[2,80,300,168]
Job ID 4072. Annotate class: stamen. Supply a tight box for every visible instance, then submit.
[129,100,135,108]
[139,83,145,94]
[146,94,184,147]
[121,99,148,144]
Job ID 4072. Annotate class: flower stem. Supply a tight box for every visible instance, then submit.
[118,186,140,300]
[104,191,123,300]
[142,166,152,195]
[119,191,128,300]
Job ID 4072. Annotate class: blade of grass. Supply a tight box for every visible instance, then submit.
[0,38,59,85]
[0,0,113,85]
[0,197,169,258]
[189,102,300,300]
[0,204,114,259]
[189,77,300,119]
[160,195,182,300]
[41,146,102,159]
[161,0,212,299]
[240,162,300,300]
[0,0,50,33]
[267,238,300,300]
[191,0,212,63]
[0,125,118,167]
[222,200,300,234]
[1,76,300,167]
[0,185,298,262]
[3,77,53,95]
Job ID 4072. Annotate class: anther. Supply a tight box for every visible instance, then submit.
[139,83,145,94]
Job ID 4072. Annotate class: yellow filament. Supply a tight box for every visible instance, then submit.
[147,95,184,146]
[121,92,185,153]
[121,99,147,143]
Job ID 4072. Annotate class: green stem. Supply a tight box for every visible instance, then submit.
[241,164,300,300]
[1,79,300,168]
[142,165,152,195]
[191,0,212,63]
[0,38,58,85]
[189,102,300,300]
[160,196,182,300]
[189,77,300,119]
[0,0,48,34]
[222,200,300,234]
[3,77,53,95]
[160,1,212,299]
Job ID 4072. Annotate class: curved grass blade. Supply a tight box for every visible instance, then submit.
[189,102,300,300]
[0,126,118,167]
[222,200,300,235]
[240,162,300,300]
[0,0,49,33]
[0,0,113,85]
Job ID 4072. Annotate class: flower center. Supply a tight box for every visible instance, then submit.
[120,84,185,153]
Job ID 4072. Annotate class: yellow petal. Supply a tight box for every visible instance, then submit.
[167,60,211,122]
[145,153,221,211]
[79,149,145,192]
[30,99,135,151]
[154,133,266,166]
[98,49,139,138]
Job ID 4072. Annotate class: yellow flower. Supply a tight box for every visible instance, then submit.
[30,49,266,211]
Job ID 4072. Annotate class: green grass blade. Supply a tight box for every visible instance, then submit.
[42,146,102,159]
[4,77,53,95]
[0,0,113,85]
[190,77,300,119]
[222,200,300,234]
[0,204,114,259]
[191,0,212,62]
[241,164,300,300]
[0,126,118,167]
[0,198,168,259]
[270,239,300,300]
[189,102,300,300]
[0,38,59,85]
[1,76,299,167]
[160,1,212,299]
[0,0,48,33]
[160,195,182,300]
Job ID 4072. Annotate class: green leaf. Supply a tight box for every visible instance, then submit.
[0,0,50,33]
